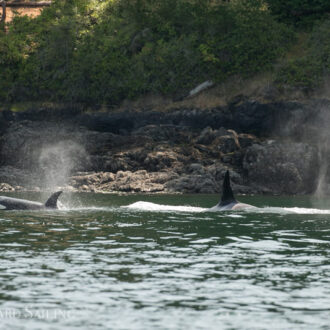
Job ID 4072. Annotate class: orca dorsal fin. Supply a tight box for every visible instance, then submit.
[219,171,237,206]
[45,191,62,209]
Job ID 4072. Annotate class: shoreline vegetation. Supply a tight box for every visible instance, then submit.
[1,0,330,195]
[1,0,330,107]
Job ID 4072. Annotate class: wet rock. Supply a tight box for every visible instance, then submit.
[143,150,182,172]
[69,170,179,193]
[221,150,245,167]
[165,173,217,193]
[80,185,91,191]
[110,170,171,192]
[243,141,319,194]
[77,112,135,133]
[104,156,131,173]
[0,166,40,187]
[188,163,206,175]
[217,135,239,154]
[195,127,229,145]
[0,183,15,192]
[238,133,258,149]
[196,127,216,145]
[0,121,89,171]
[1,98,328,195]
[70,172,115,187]
[132,124,192,144]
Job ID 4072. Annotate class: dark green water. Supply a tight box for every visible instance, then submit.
[0,193,330,329]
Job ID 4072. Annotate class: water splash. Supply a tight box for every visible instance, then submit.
[38,141,87,190]
[310,103,330,196]
[247,206,330,215]
[314,146,329,196]
[124,202,330,215]
[124,201,206,213]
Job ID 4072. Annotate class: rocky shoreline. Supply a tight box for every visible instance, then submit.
[0,98,329,195]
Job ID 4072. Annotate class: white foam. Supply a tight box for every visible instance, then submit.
[124,201,206,213]
[283,207,330,214]
[249,207,330,215]
[58,206,115,212]
[45,203,330,216]
[227,214,244,218]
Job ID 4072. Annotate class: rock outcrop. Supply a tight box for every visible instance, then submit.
[0,99,328,194]
[243,141,319,194]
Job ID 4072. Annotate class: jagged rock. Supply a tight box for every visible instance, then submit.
[188,163,206,175]
[70,172,115,187]
[195,127,228,145]
[0,166,40,187]
[0,183,15,192]
[111,170,164,192]
[216,135,239,154]
[1,99,329,194]
[238,133,258,148]
[68,170,179,193]
[132,124,192,144]
[243,141,319,194]
[165,173,217,193]
[104,156,131,173]
[143,150,182,171]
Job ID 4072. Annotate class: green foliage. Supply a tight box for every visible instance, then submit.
[0,16,32,100]
[276,19,330,89]
[266,0,330,27]
[0,0,294,106]
[276,58,322,89]
[204,0,293,78]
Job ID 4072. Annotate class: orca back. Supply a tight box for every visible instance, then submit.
[0,196,43,210]
[0,191,63,210]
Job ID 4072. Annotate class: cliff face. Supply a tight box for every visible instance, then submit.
[0,98,328,194]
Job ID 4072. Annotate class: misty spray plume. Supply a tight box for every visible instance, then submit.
[38,140,88,191]
[307,103,330,196]
[287,101,330,196]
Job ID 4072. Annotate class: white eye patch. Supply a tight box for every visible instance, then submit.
[0,204,7,210]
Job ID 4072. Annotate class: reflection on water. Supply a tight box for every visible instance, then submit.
[0,193,329,329]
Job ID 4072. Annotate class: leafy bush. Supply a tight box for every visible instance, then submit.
[276,18,330,89]
[266,0,330,27]
[0,0,294,106]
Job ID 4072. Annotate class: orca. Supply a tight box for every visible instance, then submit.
[210,171,255,211]
[0,191,62,211]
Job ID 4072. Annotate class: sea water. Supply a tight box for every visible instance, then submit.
[0,193,329,329]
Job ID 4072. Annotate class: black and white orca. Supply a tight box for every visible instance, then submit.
[0,191,62,210]
[210,171,255,211]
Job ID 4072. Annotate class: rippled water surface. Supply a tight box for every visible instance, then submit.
[0,193,330,329]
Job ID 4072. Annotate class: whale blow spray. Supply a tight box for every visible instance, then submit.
[38,141,87,190]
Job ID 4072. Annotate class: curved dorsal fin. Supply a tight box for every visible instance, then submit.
[219,171,236,206]
[45,191,62,209]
